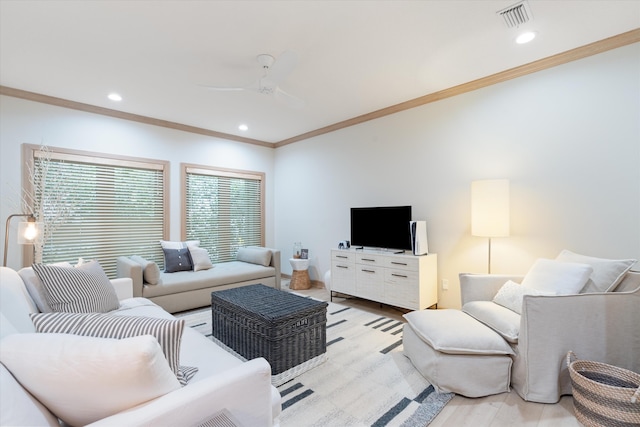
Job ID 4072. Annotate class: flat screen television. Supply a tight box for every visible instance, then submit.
[350,206,412,250]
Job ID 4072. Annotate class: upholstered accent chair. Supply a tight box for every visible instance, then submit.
[459,264,640,403]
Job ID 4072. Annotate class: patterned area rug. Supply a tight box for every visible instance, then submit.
[177,299,453,427]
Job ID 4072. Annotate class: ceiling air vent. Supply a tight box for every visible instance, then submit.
[497,0,533,28]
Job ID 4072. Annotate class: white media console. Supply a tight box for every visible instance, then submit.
[330,248,437,310]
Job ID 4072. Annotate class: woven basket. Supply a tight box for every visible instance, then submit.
[567,351,640,427]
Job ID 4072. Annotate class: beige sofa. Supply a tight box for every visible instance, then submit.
[117,246,281,313]
[0,266,281,426]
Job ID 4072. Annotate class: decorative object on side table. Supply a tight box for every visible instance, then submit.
[293,242,302,259]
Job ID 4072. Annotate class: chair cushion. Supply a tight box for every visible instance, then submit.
[520,258,592,295]
[0,333,180,427]
[555,250,637,293]
[463,301,521,343]
[403,309,513,355]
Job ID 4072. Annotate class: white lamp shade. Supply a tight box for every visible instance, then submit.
[471,179,510,237]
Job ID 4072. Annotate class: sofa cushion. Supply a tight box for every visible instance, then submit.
[403,309,514,355]
[32,263,120,313]
[130,255,161,285]
[0,363,59,427]
[0,333,180,427]
[520,258,592,295]
[492,280,554,314]
[30,312,197,385]
[189,246,214,272]
[463,301,521,343]
[556,250,637,293]
[143,261,276,298]
[236,247,272,267]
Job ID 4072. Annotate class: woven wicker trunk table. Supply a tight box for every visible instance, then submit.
[210,284,328,386]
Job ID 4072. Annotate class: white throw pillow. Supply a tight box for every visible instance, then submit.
[159,240,200,249]
[463,301,521,343]
[188,246,214,272]
[130,255,162,285]
[0,333,180,427]
[520,258,593,295]
[556,250,637,293]
[492,280,555,314]
[29,312,197,385]
[236,247,272,267]
[32,263,120,313]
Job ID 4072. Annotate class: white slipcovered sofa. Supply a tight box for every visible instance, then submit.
[0,265,282,426]
[117,245,281,313]
[404,250,640,403]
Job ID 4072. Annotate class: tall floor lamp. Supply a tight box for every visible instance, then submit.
[3,214,42,267]
[471,179,510,274]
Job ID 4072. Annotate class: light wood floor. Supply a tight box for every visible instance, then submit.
[287,282,581,427]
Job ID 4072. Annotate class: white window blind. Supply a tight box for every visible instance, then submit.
[29,147,167,277]
[184,166,264,263]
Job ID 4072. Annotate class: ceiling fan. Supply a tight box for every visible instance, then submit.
[202,50,304,109]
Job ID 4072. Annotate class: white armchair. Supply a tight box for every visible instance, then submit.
[459,270,640,403]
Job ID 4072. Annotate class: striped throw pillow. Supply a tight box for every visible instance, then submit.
[30,312,198,385]
[32,263,120,313]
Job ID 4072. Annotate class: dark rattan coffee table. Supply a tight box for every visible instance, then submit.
[211,284,328,386]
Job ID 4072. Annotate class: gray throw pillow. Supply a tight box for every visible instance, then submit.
[162,247,193,273]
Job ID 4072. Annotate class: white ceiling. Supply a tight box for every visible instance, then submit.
[1,1,639,144]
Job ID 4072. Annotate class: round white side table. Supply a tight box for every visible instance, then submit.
[289,258,311,290]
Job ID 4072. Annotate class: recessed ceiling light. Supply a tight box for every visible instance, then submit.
[238,124,249,131]
[516,31,536,44]
[108,93,122,101]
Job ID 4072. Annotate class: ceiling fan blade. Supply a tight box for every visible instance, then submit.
[199,84,246,91]
[275,87,305,109]
[267,50,298,85]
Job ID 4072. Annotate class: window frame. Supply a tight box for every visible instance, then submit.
[181,163,265,262]
[21,144,170,272]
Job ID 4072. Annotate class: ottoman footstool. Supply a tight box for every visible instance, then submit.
[402,309,514,397]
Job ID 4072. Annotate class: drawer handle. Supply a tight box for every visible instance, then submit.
[361,258,376,262]
[336,255,348,259]
[392,273,408,278]
[362,269,376,273]
[391,262,408,266]
[337,265,349,269]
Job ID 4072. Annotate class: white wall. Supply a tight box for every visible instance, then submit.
[0,97,276,269]
[274,43,640,308]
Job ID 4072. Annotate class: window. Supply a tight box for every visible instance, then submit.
[23,144,168,277]
[182,164,264,263]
